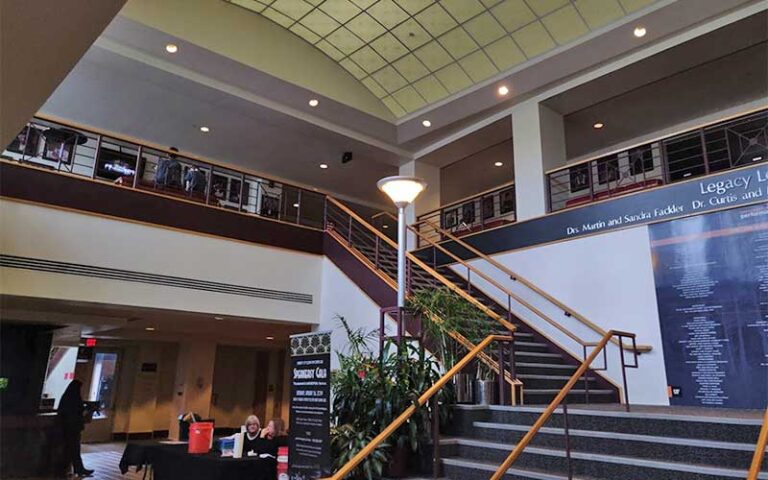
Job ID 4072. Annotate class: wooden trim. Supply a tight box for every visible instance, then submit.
[544,105,768,174]
[326,196,399,250]
[323,334,514,480]
[418,161,768,257]
[417,179,517,220]
[418,216,652,353]
[0,159,324,232]
[747,408,768,480]
[0,161,323,254]
[326,229,398,290]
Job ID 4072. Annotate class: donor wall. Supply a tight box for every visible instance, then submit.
[650,202,768,409]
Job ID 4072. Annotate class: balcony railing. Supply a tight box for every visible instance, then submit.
[414,182,516,247]
[548,108,768,212]
[1,117,327,229]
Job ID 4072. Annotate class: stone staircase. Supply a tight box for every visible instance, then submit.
[352,241,617,404]
[442,404,768,480]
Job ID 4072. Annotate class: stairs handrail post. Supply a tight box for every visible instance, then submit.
[489,330,638,480]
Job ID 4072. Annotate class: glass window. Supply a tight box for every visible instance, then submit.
[89,352,118,419]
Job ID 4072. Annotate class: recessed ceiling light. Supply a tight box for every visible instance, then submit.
[214,316,224,320]
[309,99,319,107]
[593,122,605,129]
[145,327,156,331]
[165,44,178,53]
[422,120,432,127]
[497,85,509,96]
[266,336,275,340]
[199,126,210,133]
[382,225,389,229]
[494,161,504,167]
[633,26,647,38]
[293,203,300,208]
[319,163,328,169]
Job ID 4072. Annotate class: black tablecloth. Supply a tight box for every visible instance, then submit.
[119,440,166,474]
[148,444,276,480]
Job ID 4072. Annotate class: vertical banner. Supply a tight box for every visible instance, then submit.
[288,331,331,480]
[649,203,768,408]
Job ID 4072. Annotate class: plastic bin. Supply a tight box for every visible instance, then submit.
[188,422,214,454]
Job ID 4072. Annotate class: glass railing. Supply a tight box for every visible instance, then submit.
[414,182,516,247]
[1,117,327,229]
[548,108,768,212]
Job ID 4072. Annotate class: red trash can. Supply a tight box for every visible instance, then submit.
[188,422,214,454]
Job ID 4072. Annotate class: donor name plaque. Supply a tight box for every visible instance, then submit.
[650,203,768,409]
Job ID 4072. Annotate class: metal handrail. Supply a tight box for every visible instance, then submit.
[490,330,639,480]
[325,197,518,392]
[321,334,514,480]
[747,408,768,480]
[326,198,516,333]
[415,215,653,354]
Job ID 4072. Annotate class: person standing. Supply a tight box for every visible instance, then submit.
[58,380,94,477]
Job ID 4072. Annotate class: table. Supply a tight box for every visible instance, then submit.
[120,442,276,480]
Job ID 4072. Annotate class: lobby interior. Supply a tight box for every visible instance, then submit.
[0,0,767,479]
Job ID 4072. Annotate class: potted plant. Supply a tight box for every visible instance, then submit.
[408,287,497,405]
[474,360,498,405]
[330,316,445,479]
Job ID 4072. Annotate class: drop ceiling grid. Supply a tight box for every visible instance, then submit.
[224,0,658,117]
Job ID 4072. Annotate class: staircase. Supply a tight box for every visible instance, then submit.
[442,404,768,480]
[324,198,618,404]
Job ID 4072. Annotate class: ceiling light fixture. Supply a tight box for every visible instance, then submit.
[214,316,224,320]
[633,26,647,38]
[319,163,328,169]
[266,336,275,340]
[494,161,504,167]
[422,120,432,128]
[593,122,605,129]
[383,225,389,229]
[165,43,178,53]
[199,126,210,133]
[497,85,509,96]
[145,327,156,331]
[293,203,300,208]
[309,99,319,107]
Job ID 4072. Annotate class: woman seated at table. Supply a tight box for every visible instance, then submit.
[242,415,262,456]
[260,418,288,452]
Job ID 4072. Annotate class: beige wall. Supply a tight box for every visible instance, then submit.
[440,139,514,206]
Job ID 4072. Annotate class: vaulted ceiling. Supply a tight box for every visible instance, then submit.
[226,0,660,117]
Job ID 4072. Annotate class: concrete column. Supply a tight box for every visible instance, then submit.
[511,101,566,221]
[398,160,440,250]
[169,340,217,439]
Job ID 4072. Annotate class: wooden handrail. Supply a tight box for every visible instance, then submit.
[490,330,634,480]
[747,408,768,480]
[417,216,652,354]
[328,199,515,333]
[322,334,513,480]
[326,196,398,250]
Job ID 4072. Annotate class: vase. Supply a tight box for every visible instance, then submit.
[474,379,497,405]
[454,373,474,404]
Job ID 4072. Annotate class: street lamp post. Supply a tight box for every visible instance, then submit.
[377,176,427,307]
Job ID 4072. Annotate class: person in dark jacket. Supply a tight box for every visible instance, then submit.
[58,380,94,477]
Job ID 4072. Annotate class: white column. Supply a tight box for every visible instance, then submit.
[511,101,566,221]
[399,160,440,250]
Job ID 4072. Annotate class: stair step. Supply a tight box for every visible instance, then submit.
[452,404,765,443]
[442,457,586,480]
[467,421,760,469]
[441,437,768,480]
[524,389,615,395]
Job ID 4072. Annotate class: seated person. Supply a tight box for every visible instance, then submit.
[242,415,262,456]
